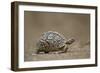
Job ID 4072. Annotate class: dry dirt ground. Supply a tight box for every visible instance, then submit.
[24,43,90,61]
[24,12,90,62]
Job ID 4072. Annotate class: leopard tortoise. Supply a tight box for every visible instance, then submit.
[36,31,75,54]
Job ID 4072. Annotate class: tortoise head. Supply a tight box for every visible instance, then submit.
[65,38,75,45]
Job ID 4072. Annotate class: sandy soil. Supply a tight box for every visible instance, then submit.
[24,44,90,61]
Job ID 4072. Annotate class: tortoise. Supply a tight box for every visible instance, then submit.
[36,31,75,54]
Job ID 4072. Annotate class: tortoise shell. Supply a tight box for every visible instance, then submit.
[36,31,67,53]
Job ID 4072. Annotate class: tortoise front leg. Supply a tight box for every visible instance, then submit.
[57,45,68,54]
[63,45,69,53]
[61,45,68,53]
